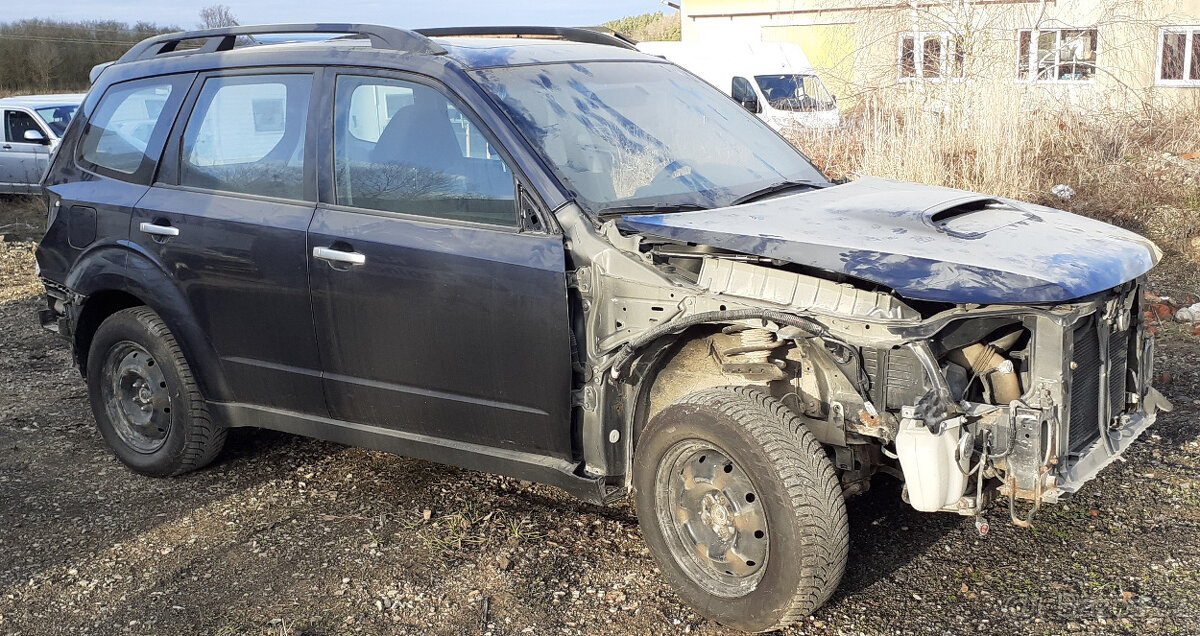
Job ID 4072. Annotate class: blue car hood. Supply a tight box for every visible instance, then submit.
[620,177,1160,304]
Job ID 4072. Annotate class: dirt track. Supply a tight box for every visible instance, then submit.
[1,233,1199,636]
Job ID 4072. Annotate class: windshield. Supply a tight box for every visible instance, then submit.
[35,105,78,137]
[754,75,836,112]
[474,61,826,212]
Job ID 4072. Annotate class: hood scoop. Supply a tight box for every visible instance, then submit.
[928,199,1035,238]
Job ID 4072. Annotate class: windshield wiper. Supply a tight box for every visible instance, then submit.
[599,203,709,218]
[731,180,823,206]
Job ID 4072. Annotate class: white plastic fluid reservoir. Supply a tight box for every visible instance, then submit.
[895,417,968,512]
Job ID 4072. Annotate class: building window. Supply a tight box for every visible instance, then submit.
[899,32,964,81]
[1158,27,1200,85]
[1017,29,1097,82]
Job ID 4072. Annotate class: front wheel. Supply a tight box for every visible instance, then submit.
[633,386,848,632]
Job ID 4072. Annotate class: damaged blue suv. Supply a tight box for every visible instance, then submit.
[35,24,1170,632]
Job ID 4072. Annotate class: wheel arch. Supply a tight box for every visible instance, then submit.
[621,320,852,472]
[67,250,233,403]
[626,324,750,450]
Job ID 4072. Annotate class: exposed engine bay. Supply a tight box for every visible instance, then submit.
[557,203,1171,529]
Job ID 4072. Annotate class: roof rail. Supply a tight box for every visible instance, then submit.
[116,23,446,64]
[414,26,638,50]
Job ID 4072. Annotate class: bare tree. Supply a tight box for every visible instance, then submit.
[27,40,64,90]
[199,5,239,29]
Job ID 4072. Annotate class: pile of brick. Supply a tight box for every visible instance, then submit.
[1144,291,1200,336]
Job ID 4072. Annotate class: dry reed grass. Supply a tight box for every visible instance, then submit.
[786,87,1200,272]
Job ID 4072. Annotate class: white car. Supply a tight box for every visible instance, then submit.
[0,94,85,194]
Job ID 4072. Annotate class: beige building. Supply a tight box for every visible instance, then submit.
[678,0,1200,108]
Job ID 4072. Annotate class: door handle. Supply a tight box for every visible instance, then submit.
[139,222,179,237]
[313,246,366,266]
[1,144,11,150]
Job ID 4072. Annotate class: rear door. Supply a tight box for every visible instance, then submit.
[308,72,574,458]
[1,109,52,191]
[130,69,325,414]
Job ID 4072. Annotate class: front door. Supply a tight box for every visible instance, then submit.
[308,73,573,459]
[1,109,51,191]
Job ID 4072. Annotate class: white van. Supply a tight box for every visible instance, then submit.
[636,41,840,131]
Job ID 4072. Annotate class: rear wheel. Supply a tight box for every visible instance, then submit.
[86,307,225,476]
[633,386,848,632]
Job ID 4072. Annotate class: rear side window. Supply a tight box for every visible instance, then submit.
[78,76,189,181]
[333,75,516,227]
[180,74,312,200]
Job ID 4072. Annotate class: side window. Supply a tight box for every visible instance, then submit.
[180,74,312,200]
[5,111,44,143]
[731,76,756,103]
[334,75,516,227]
[78,76,187,179]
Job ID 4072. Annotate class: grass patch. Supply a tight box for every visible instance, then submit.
[0,195,46,242]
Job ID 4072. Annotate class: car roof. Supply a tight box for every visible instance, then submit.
[234,35,657,68]
[0,94,86,109]
[145,35,657,70]
[431,37,655,68]
[101,25,662,83]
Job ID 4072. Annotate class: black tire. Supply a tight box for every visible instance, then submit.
[633,386,848,632]
[86,306,226,477]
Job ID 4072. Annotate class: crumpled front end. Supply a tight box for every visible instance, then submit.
[885,279,1170,524]
[684,253,1168,526]
[558,192,1166,529]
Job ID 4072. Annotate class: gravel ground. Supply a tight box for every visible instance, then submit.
[1,231,1199,636]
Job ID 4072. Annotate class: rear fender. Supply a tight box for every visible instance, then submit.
[64,243,232,403]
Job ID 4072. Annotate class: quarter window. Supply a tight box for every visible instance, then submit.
[333,75,516,227]
[180,74,312,200]
[1158,27,1200,85]
[1017,29,1098,82]
[79,77,185,178]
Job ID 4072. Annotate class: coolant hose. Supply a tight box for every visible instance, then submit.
[954,343,1022,404]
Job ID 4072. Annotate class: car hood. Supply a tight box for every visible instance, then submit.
[620,176,1160,304]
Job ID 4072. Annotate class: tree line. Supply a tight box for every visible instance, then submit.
[602,11,681,43]
[0,9,676,95]
[0,20,178,93]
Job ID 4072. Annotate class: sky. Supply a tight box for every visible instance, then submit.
[8,1,671,30]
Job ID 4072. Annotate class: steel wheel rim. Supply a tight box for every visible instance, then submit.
[100,341,172,454]
[654,439,769,597]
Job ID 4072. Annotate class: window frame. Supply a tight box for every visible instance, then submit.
[3,108,51,144]
[1016,28,1100,84]
[323,69,529,233]
[897,31,963,83]
[156,67,321,203]
[1155,26,1200,87]
[75,73,197,185]
[178,71,316,201]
